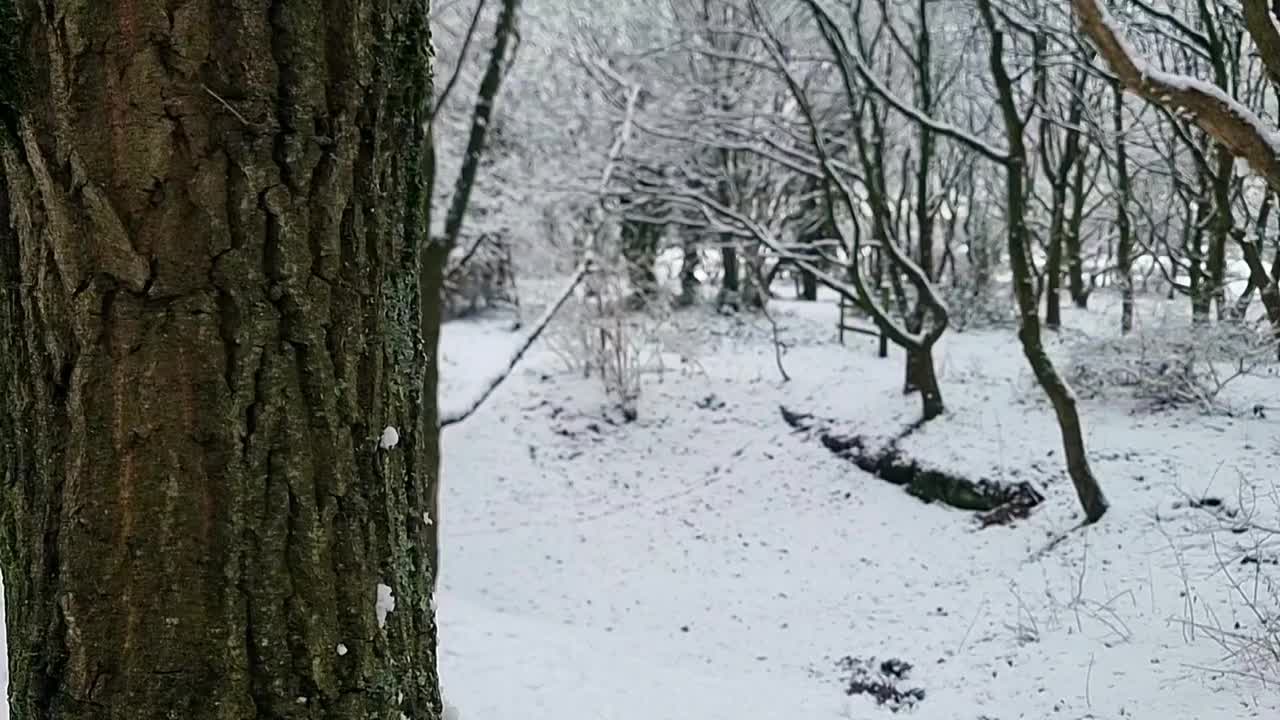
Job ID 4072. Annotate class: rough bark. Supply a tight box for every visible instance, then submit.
[981,0,1108,523]
[0,2,444,718]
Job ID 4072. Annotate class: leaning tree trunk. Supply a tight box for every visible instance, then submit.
[0,2,444,719]
[980,0,1108,523]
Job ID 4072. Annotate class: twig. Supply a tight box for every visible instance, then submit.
[202,84,250,126]
[955,597,988,656]
[1085,652,1096,708]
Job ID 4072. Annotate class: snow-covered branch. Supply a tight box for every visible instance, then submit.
[1074,0,1280,193]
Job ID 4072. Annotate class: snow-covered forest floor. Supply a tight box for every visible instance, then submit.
[437,289,1280,720]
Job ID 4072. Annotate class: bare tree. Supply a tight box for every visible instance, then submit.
[977,0,1109,523]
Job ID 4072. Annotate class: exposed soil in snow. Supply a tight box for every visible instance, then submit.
[780,404,1045,524]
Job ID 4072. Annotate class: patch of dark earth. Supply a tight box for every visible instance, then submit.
[837,656,925,712]
[781,406,1043,527]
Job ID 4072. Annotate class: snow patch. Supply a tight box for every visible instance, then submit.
[379,426,400,450]
[376,583,396,629]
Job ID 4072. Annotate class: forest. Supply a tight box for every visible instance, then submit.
[1,0,1280,718]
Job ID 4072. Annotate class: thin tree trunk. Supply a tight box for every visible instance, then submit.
[1041,64,1086,329]
[678,235,701,307]
[440,0,522,249]
[1113,81,1135,333]
[1191,179,1213,323]
[0,3,444,718]
[979,0,1108,523]
[1066,149,1089,308]
[719,239,740,308]
[1209,147,1233,320]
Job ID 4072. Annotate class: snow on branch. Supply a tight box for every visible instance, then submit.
[440,260,592,428]
[1242,0,1280,87]
[1074,0,1280,193]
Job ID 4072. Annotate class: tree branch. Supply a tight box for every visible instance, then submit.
[440,260,592,428]
[441,0,521,251]
[1074,0,1280,192]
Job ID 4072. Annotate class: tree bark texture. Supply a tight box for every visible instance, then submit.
[0,1,444,718]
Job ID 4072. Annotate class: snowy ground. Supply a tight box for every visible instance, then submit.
[438,289,1280,720]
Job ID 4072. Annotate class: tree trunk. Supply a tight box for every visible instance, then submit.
[980,0,1108,524]
[1044,221,1064,329]
[1066,149,1089,308]
[677,235,700,307]
[906,348,945,421]
[800,266,818,301]
[1113,81,1135,334]
[1039,62,1085,330]
[719,239,740,308]
[0,3,444,719]
[1209,147,1233,320]
[1190,186,1212,323]
[622,219,660,305]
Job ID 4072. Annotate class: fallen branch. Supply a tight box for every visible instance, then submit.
[440,259,592,428]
